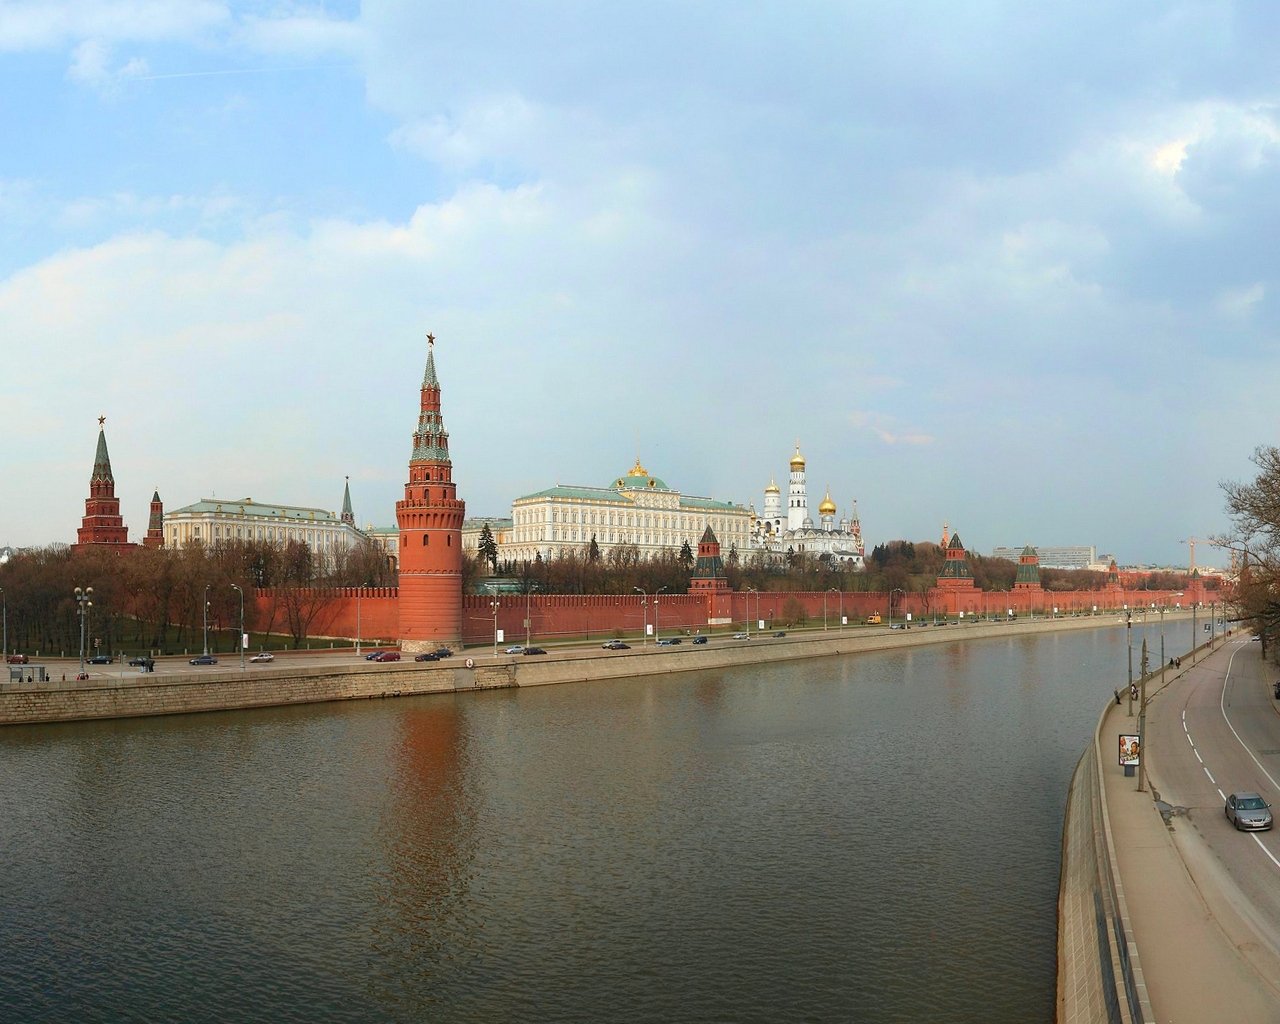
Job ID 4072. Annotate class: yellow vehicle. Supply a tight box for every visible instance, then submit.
[866,613,882,624]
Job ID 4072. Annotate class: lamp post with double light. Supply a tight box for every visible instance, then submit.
[231,584,245,670]
[490,597,500,658]
[75,586,93,675]
[653,586,668,642]
[890,588,904,630]
[746,586,757,638]
[1,586,6,663]
[202,584,211,656]
[355,584,366,656]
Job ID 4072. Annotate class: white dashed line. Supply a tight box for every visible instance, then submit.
[1195,749,1204,764]
[1204,767,1215,784]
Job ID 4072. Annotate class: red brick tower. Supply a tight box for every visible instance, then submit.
[73,416,134,552]
[143,490,164,548]
[396,334,465,650]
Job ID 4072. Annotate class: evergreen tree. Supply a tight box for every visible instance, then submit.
[679,540,694,568]
[588,534,601,563]
[478,522,499,574]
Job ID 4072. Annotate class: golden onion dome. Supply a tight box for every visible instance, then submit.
[764,477,781,494]
[818,488,837,515]
[789,445,806,470]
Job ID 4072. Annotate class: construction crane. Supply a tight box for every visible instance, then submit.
[1180,537,1210,575]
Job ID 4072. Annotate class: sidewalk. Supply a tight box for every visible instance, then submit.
[1100,660,1280,1022]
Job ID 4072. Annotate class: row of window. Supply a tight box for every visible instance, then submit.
[165,523,354,547]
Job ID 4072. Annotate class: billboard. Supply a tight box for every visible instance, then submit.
[1118,734,1141,766]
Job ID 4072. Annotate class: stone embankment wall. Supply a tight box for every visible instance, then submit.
[2,614,1151,728]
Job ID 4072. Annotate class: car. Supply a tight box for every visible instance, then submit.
[1225,792,1273,831]
[1274,682,1280,700]
[127,656,152,666]
[88,655,113,665]
[692,635,708,645]
[602,640,630,650]
[1252,635,1262,642]
[364,650,385,660]
[522,647,547,655]
[773,631,786,638]
[189,654,218,666]
[889,623,905,630]
[656,637,682,646]
[505,645,525,654]
[372,651,401,662]
[414,652,439,662]
[7,653,28,664]
[732,632,749,640]
[432,647,454,658]
[250,652,274,663]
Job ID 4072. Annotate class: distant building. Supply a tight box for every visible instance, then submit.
[502,458,751,563]
[72,418,138,554]
[991,544,1097,570]
[164,478,366,566]
[750,444,864,567]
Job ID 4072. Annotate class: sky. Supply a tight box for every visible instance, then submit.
[3,1,1277,568]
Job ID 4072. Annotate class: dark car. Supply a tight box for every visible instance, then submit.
[6,653,28,665]
[88,654,113,665]
[364,650,385,660]
[773,631,786,638]
[189,654,218,666]
[414,652,439,662]
[1274,681,1280,700]
[692,635,708,645]
[1225,792,1273,831]
[373,651,401,662]
[656,637,682,646]
[602,640,630,650]
[433,647,454,658]
[522,647,547,655]
[127,656,152,666]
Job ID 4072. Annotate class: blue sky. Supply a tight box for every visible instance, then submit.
[4,1,1278,567]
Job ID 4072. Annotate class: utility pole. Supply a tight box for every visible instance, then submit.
[1138,636,1150,792]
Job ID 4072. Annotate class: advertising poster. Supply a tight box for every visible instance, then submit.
[1119,734,1141,766]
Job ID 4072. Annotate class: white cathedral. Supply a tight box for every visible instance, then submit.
[748,444,865,568]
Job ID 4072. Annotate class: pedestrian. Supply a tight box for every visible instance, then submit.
[1114,689,1122,705]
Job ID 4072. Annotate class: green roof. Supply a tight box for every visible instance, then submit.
[513,483,744,512]
[168,497,340,522]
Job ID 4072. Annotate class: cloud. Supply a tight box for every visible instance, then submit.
[67,38,148,91]
[848,412,935,447]
[1216,282,1265,318]
[0,0,229,50]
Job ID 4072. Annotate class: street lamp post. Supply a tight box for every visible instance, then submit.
[0,586,6,663]
[75,586,93,675]
[1126,610,1134,717]
[203,584,211,656]
[890,588,904,629]
[746,587,756,639]
[231,584,245,670]
[355,584,365,656]
[491,598,500,658]
[634,587,648,645]
[525,585,535,648]
[653,585,667,642]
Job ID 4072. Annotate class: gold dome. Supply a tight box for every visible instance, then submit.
[627,456,649,477]
[789,444,805,470]
[764,477,781,494]
[818,488,837,516]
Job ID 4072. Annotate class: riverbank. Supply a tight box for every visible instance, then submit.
[0,613,1185,727]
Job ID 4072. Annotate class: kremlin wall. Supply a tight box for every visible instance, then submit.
[65,335,1226,651]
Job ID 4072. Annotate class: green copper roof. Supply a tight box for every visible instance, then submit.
[168,497,341,522]
[422,337,439,388]
[341,478,354,523]
[91,428,113,484]
[513,483,744,512]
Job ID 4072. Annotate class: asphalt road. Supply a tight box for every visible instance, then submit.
[1146,637,1280,965]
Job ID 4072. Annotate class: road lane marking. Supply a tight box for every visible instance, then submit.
[1187,732,1195,747]
[1204,767,1216,784]
[1195,749,1204,763]
[1218,646,1280,795]
[1251,834,1280,869]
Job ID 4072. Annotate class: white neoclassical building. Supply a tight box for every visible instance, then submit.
[500,458,751,563]
[164,480,369,565]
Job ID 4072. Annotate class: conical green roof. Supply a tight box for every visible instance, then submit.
[91,427,113,484]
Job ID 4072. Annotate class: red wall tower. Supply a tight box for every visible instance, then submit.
[73,417,135,552]
[396,334,465,650]
[143,489,164,548]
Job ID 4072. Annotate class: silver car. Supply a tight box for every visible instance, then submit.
[1225,792,1273,831]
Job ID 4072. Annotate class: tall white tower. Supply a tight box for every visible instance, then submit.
[787,443,808,533]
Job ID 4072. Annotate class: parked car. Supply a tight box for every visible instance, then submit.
[189,654,218,666]
[250,652,275,663]
[414,652,439,662]
[732,632,749,640]
[505,645,525,654]
[773,631,786,638]
[656,637,681,646]
[6,653,29,664]
[364,651,385,660]
[692,635,708,645]
[432,647,454,658]
[522,647,547,655]
[602,640,630,650]
[88,655,113,665]
[1225,792,1273,831]
[372,651,401,662]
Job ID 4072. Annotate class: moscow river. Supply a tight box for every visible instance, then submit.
[0,619,1197,1023]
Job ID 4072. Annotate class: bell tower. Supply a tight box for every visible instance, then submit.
[396,334,465,649]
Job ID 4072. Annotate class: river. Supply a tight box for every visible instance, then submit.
[0,619,1197,1022]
